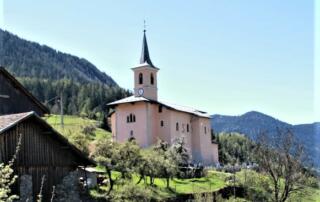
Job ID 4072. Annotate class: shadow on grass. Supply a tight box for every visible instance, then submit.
[173,179,189,185]
[190,178,209,183]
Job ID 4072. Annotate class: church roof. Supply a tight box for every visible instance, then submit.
[108,96,211,118]
[140,30,156,68]
[108,96,149,105]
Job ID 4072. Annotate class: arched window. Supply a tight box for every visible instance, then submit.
[127,116,130,123]
[151,73,154,85]
[204,126,207,134]
[160,120,164,127]
[133,115,136,122]
[139,73,143,84]
[176,122,179,131]
[187,124,190,133]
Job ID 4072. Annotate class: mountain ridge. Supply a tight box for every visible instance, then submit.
[0,28,130,116]
[0,28,117,86]
[211,111,320,167]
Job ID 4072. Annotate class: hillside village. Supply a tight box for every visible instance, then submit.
[0,29,319,201]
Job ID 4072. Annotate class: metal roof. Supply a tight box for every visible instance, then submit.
[139,31,156,68]
[108,96,211,118]
[108,96,149,105]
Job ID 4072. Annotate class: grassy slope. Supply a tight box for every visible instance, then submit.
[45,115,320,201]
[44,114,111,140]
[44,115,111,154]
[91,170,230,200]
[291,187,320,202]
[137,170,229,195]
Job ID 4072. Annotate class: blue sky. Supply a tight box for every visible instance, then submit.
[0,0,316,124]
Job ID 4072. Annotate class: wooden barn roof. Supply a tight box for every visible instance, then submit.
[0,67,50,114]
[0,111,95,166]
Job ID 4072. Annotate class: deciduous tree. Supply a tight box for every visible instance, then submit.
[255,130,309,202]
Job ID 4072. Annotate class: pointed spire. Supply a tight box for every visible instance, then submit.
[140,27,155,68]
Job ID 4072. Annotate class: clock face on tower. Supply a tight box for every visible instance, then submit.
[138,88,144,96]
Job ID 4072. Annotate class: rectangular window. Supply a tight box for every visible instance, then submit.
[204,126,207,134]
[187,124,189,132]
[159,105,163,113]
[160,120,164,127]
[176,122,179,131]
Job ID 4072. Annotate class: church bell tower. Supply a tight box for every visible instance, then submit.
[132,29,159,101]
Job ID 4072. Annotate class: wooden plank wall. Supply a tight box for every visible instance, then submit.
[0,73,45,116]
[0,118,82,200]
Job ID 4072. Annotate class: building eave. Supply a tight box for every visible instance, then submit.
[0,112,95,166]
[0,66,50,115]
[107,96,211,118]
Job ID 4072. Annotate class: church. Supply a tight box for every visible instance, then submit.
[108,30,219,165]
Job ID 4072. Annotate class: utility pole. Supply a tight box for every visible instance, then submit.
[60,93,64,128]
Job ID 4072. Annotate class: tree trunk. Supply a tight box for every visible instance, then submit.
[137,175,144,184]
[106,167,114,195]
[274,181,279,202]
[166,178,170,189]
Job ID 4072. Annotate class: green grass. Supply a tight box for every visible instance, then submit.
[235,170,320,202]
[94,169,230,200]
[151,170,229,194]
[44,115,320,201]
[289,187,320,202]
[44,115,111,153]
[44,114,111,140]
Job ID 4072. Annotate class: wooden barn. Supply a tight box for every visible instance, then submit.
[0,111,95,201]
[0,67,49,116]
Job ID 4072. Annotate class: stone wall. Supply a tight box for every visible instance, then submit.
[19,175,33,202]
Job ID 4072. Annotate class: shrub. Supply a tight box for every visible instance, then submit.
[110,181,153,202]
[82,125,96,136]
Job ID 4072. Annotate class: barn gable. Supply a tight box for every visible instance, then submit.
[0,67,49,116]
[0,111,94,200]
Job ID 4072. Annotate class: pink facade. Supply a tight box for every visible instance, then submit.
[110,100,219,165]
[109,30,219,165]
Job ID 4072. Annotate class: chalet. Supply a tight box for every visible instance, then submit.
[0,112,95,200]
[0,67,49,116]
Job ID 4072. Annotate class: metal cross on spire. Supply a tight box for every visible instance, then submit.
[143,20,146,32]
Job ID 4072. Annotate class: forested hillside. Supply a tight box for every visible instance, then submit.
[21,78,131,117]
[211,111,320,168]
[0,29,116,85]
[0,29,131,117]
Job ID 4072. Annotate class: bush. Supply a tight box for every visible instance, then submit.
[178,164,207,179]
[110,181,153,202]
[305,177,319,189]
[193,192,213,202]
[82,125,96,136]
